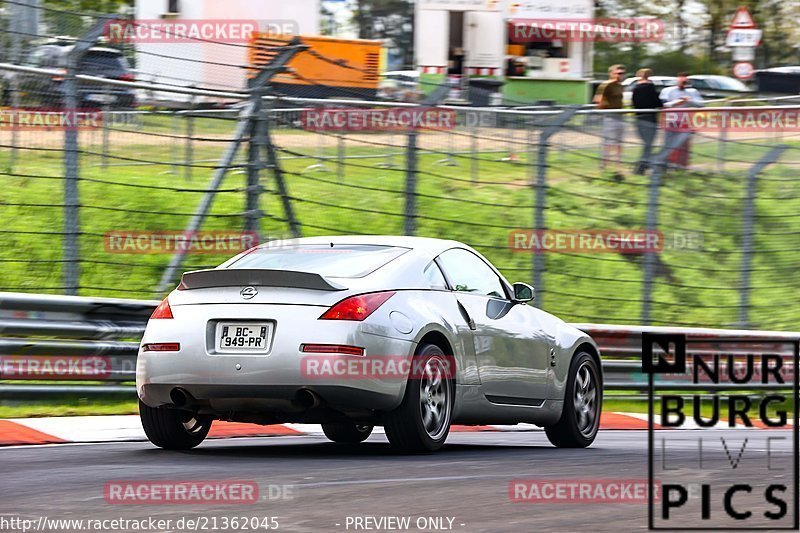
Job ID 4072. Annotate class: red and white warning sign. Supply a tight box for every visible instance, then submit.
[732,62,754,80]
[729,6,756,29]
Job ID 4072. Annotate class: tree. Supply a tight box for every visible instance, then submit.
[351,0,413,68]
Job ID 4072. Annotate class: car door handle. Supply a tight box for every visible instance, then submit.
[457,301,477,330]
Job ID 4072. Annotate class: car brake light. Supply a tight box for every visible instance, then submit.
[301,344,364,356]
[51,68,66,82]
[118,73,135,82]
[319,291,395,321]
[151,298,173,319]
[143,343,180,352]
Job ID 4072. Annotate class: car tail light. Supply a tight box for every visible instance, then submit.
[301,344,364,356]
[118,73,135,82]
[150,297,173,319]
[51,68,66,82]
[319,291,395,321]
[143,342,180,352]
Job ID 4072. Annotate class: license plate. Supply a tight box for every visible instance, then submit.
[215,322,271,354]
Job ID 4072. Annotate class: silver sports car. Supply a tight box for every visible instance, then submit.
[137,236,602,452]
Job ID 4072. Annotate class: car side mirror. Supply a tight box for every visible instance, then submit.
[512,282,535,303]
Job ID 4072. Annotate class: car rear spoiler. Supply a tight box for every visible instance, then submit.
[179,269,347,291]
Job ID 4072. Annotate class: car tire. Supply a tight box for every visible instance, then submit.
[384,343,453,453]
[545,352,602,448]
[322,422,373,444]
[139,399,212,450]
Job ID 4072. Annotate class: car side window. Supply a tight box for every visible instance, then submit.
[436,248,506,299]
[423,261,448,290]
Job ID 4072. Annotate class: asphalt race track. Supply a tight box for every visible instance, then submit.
[2,429,795,532]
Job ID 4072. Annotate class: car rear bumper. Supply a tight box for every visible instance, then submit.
[136,302,416,413]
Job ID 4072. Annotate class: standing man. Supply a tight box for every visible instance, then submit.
[631,68,662,175]
[593,64,626,180]
[659,72,703,169]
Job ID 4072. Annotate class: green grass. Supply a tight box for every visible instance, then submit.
[2,128,799,328]
[0,396,138,418]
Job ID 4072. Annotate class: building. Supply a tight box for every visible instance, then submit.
[415,0,595,104]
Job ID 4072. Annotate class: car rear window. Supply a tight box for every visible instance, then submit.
[226,244,409,278]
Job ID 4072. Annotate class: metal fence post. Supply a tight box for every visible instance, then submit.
[470,121,478,183]
[738,146,787,328]
[404,130,418,235]
[337,133,345,182]
[533,108,578,308]
[403,83,451,236]
[169,113,180,175]
[717,123,727,173]
[8,76,19,173]
[263,101,301,239]
[642,131,693,324]
[63,69,80,295]
[243,90,266,239]
[61,17,112,296]
[184,91,196,182]
[101,103,110,170]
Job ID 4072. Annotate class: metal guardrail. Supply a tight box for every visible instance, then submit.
[0,293,797,398]
[0,292,158,397]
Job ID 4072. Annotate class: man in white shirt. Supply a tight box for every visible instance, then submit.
[659,72,703,169]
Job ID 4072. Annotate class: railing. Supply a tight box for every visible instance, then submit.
[1,292,797,398]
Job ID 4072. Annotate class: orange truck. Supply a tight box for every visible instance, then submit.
[249,34,384,99]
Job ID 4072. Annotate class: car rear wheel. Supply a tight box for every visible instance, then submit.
[545,352,602,448]
[139,400,212,450]
[384,343,453,453]
[322,422,373,444]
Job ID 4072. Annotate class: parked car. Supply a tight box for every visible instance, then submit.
[137,236,603,453]
[686,75,753,98]
[755,67,800,94]
[5,41,136,108]
[377,70,420,101]
[621,76,677,106]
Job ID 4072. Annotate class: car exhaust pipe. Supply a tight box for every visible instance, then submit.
[170,387,191,408]
[296,389,322,409]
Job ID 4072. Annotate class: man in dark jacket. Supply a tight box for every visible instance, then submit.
[631,68,662,174]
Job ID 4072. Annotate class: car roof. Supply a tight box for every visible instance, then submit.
[622,76,677,86]
[37,43,123,55]
[260,235,465,256]
[688,75,727,80]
